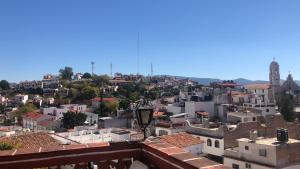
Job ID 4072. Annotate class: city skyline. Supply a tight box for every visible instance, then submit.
[1,0,300,82]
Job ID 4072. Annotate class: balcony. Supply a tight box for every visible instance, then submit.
[0,139,229,169]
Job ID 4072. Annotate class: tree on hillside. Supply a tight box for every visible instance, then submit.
[279,94,295,122]
[82,72,92,79]
[59,67,74,80]
[119,99,131,110]
[94,100,119,117]
[92,75,110,86]
[0,80,10,90]
[80,86,98,100]
[12,103,37,124]
[62,112,87,129]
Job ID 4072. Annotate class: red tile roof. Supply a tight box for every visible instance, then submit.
[24,112,43,120]
[246,84,270,90]
[0,133,60,149]
[160,133,204,148]
[153,111,165,117]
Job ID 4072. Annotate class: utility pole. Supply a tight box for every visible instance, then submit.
[91,61,95,76]
[137,32,140,75]
[110,63,113,77]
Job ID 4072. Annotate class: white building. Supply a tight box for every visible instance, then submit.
[245,84,273,104]
[14,94,29,105]
[227,111,260,123]
[224,134,300,169]
[160,133,204,155]
[41,104,87,120]
[185,101,215,118]
[0,95,7,105]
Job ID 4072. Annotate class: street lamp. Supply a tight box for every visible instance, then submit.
[134,98,154,140]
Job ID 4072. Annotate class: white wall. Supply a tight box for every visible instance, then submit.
[185,101,215,118]
[167,104,183,114]
[200,136,224,157]
[224,157,272,169]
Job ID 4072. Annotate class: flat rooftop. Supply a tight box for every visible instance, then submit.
[237,137,300,146]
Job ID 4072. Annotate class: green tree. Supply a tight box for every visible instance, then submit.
[119,99,131,110]
[59,66,74,80]
[94,100,119,117]
[92,75,110,86]
[82,72,92,79]
[62,112,87,129]
[0,104,5,114]
[11,103,37,124]
[279,94,295,122]
[0,80,10,90]
[80,86,98,100]
[0,142,13,150]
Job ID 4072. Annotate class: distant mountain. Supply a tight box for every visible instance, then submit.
[159,75,300,86]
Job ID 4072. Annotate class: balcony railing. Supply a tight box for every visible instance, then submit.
[0,140,229,169]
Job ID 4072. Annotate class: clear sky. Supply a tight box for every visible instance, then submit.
[1,0,300,82]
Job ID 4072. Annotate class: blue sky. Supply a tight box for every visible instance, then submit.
[1,0,300,82]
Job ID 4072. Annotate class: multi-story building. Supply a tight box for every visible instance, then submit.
[13,94,28,105]
[224,130,300,169]
[19,80,43,90]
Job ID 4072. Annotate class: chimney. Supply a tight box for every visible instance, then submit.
[249,130,258,141]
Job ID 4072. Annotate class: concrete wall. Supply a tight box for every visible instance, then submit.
[224,157,272,169]
[200,136,224,157]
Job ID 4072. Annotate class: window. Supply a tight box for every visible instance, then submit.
[232,164,239,169]
[262,89,264,93]
[252,117,256,121]
[158,130,168,136]
[245,163,251,168]
[259,149,267,157]
[245,146,249,150]
[215,140,220,148]
[207,139,212,146]
[266,109,269,112]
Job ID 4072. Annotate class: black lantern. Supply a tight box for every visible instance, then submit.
[134,99,154,139]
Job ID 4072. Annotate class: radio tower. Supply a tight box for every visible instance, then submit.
[151,62,153,77]
[91,61,95,76]
[110,63,113,77]
[137,32,140,75]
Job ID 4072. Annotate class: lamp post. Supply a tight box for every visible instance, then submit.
[134,98,154,140]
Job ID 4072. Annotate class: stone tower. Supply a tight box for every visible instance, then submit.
[269,58,280,102]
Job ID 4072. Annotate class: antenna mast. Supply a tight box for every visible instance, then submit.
[137,32,140,75]
[110,63,113,77]
[91,61,95,76]
[151,62,153,77]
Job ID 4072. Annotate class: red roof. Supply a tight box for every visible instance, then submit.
[153,112,165,117]
[24,112,43,120]
[196,111,209,116]
[92,98,115,102]
[38,119,53,127]
[246,84,270,90]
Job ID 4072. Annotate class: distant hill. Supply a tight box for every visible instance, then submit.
[159,75,300,86]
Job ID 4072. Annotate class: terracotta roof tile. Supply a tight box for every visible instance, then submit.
[160,133,204,148]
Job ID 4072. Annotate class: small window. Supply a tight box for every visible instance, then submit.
[246,163,251,169]
[259,149,267,157]
[266,109,269,112]
[207,139,212,147]
[215,140,220,148]
[245,146,249,150]
[252,117,256,121]
[262,89,264,93]
[232,164,239,169]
